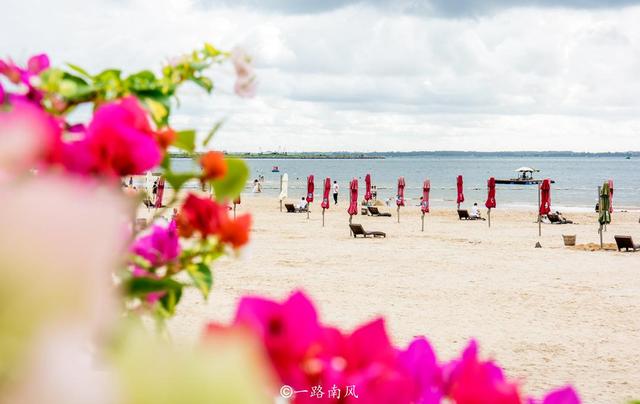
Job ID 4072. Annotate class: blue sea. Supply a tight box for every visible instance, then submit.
[171,156,640,210]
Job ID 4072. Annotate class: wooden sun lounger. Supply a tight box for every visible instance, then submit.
[367,206,392,217]
[547,212,573,224]
[458,209,485,221]
[614,235,640,252]
[285,203,296,213]
[349,224,386,238]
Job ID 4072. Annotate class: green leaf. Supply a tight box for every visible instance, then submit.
[165,171,198,191]
[189,76,213,93]
[187,263,213,299]
[159,286,182,315]
[174,130,196,153]
[66,63,92,79]
[204,42,221,57]
[211,158,249,199]
[142,97,170,126]
[125,70,162,92]
[125,277,183,297]
[203,120,224,147]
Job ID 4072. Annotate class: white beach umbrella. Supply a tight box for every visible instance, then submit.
[279,173,288,211]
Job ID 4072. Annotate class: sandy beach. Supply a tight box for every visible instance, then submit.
[165,196,640,403]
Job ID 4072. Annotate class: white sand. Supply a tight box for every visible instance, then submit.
[168,196,640,403]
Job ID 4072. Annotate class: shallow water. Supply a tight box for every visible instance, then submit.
[171,156,640,209]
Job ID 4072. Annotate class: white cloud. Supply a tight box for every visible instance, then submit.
[3,0,640,151]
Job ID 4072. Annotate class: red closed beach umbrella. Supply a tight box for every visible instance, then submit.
[485,177,496,227]
[364,174,372,202]
[396,177,405,223]
[421,179,430,231]
[538,178,551,236]
[154,176,165,209]
[348,179,358,230]
[456,175,464,209]
[306,175,314,219]
[321,177,330,227]
[306,175,315,202]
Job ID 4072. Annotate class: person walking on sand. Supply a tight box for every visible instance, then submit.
[333,181,339,204]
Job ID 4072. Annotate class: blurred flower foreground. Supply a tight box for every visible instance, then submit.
[1,49,581,403]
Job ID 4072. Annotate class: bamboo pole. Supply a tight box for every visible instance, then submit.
[598,186,603,248]
[538,186,541,237]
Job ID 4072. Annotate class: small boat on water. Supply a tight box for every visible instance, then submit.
[271,166,280,173]
[495,167,555,185]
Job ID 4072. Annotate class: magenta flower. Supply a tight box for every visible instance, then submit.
[445,340,521,404]
[0,54,50,102]
[530,386,580,404]
[0,82,5,104]
[0,97,62,172]
[132,220,180,266]
[233,291,322,388]
[63,96,162,177]
[398,337,443,404]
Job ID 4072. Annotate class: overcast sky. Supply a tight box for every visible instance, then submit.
[4,0,640,152]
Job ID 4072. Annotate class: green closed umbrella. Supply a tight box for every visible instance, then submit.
[598,181,611,247]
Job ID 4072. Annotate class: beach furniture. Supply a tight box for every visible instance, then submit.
[349,224,386,238]
[285,203,296,213]
[614,235,639,252]
[547,212,573,224]
[368,206,392,217]
[458,209,471,220]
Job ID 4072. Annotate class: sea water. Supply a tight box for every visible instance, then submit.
[171,156,640,210]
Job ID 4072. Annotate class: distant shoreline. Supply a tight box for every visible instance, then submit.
[170,151,637,159]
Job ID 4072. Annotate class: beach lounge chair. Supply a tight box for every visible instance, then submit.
[368,206,392,217]
[547,212,573,224]
[349,224,386,238]
[285,203,296,213]
[458,209,471,220]
[614,235,640,252]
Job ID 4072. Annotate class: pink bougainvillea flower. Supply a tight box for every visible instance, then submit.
[231,48,257,98]
[26,54,50,75]
[398,337,443,404]
[132,220,180,266]
[0,97,62,172]
[63,96,162,177]
[528,386,580,404]
[0,54,50,102]
[0,82,5,104]
[445,340,521,404]
[232,291,322,388]
[0,59,22,84]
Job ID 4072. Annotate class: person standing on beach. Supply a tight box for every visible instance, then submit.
[333,181,339,204]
